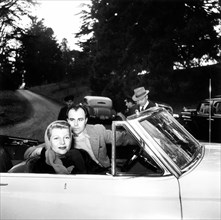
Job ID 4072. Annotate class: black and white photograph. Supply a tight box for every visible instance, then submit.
[0,0,220,219]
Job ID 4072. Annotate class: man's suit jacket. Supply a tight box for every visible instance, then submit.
[85,124,111,167]
[138,100,157,111]
[85,124,134,167]
[124,104,138,116]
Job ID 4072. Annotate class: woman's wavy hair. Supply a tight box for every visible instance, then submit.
[46,120,71,142]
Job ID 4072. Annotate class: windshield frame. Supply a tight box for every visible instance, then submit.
[137,108,203,171]
[111,108,203,178]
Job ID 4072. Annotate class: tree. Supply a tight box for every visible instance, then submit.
[18,18,63,86]
[60,38,76,81]
[0,0,36,89]
[78,0,221,99]
[0,0,35,53]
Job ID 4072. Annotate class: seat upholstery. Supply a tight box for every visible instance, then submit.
[8,156,40,173]
[8,161,29,173]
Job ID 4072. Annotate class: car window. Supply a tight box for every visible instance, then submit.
[214,102,221,115]
[198,102,210,115]
[114,126,164,176]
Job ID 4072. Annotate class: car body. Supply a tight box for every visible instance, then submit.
[83,95,116,123]
[179,96,221,142]
[1,107,220,220]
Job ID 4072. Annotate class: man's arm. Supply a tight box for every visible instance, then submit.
[100,124,136,146]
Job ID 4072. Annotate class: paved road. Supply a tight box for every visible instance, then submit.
[0,90,62,142]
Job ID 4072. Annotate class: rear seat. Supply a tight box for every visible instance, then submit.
[8,161,28,173]
[8,156,40,173]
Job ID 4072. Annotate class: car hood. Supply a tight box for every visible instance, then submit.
[182,142,221,177]
[179,142,221,199]
[197,142,221,171]
[178,143,221,219]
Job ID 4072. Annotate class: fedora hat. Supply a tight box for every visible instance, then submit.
[132,87,149,101]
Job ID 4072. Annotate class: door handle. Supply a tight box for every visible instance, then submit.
[0,183,8,186]
[206,118,214,121]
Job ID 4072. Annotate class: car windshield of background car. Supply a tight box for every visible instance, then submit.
[140,111,202,169]
[214,102,221,115]
[198,102,210,114]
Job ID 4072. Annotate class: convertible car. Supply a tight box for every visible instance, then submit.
[0,107,220,220]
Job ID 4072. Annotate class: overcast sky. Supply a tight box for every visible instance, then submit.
[33,0,91,50]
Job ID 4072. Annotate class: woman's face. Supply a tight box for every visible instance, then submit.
[50,128,71,155]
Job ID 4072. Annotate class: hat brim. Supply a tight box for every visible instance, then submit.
[132,90,149,101]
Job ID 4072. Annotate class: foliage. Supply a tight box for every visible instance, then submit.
[0,0,36,89]
[60,38,73,80]
[0,1,78,89]
[0,0,35,53]
[171,63,221,101]
[77,0,221,103]
[17,17,64,86]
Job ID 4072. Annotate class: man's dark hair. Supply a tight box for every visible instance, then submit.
[124,95,135,104]
[64,95,74,102]
[66,104,89,118]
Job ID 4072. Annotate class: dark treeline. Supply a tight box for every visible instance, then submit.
[77,0,221,110]
[171,63,221,100]
[0,0,220,111]
[0,0,88,90]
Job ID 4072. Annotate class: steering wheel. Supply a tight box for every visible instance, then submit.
[121,147,142,172]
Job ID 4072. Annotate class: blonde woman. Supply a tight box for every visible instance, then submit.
[32,120,87,174]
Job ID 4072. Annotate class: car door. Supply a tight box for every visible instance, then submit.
[0,171,181,220]
[194,101,211,141]
[212,101,221,142]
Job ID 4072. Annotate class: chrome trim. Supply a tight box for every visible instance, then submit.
[111,121,116,176]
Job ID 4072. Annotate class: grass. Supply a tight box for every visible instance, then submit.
[0,91,33,126]
[29,79,92,104]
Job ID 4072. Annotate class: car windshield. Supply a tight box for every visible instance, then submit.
[140,110,202,169]
[197,102,210,114]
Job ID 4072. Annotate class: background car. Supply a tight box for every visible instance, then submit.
[179,95,221,143]
[83,95,116,124]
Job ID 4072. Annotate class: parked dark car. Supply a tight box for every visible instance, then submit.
[179,96,221,143]
[83,96,117,124]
